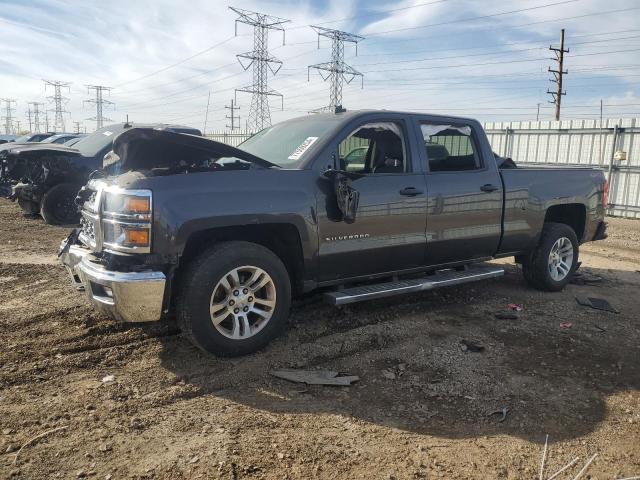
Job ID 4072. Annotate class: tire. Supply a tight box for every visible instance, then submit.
[17,198,40,215]
[522,222,579,292]
[40,183,80,225]
[176,241,292,356]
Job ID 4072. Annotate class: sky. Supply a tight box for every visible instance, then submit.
[1,0,640,133]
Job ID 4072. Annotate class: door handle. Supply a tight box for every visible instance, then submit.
[480,184,499,193]
[399,187,424,196]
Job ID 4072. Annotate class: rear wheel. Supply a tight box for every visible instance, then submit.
[522,222,578,291]
[40,183,80,225]
[176,241,291,356]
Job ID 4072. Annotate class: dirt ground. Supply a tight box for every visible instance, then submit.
[0,198,639,480]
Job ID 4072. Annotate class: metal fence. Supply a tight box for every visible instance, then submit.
[206,119,640,219]
[484,118,640,219]
[206,129,254,147]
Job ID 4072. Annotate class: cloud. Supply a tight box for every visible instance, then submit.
[0,0,638,132]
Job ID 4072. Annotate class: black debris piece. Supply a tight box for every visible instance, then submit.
[495,312,519,320]
[460,340,484,353]
[575,296,619,313]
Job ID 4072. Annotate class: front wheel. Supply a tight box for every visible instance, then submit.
[176,241,292,356]
[40,183,80,225]
[522,222,579,292]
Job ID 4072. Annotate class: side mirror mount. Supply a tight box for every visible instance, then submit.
[323,168,361,223]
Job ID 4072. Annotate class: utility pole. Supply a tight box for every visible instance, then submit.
[84,85,114,130]
[73,121,82,134]
[225,99,241,130]
[203,90,211,135]
[308,26,364,112]
[231,6,289,132]
[43,79,71,132]
[1,99,17,134]
[27,102,45,133]
[547,28,568,121]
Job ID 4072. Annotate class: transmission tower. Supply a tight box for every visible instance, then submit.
[27,102,45,133]
[43,80,71,132]
[225,99,241,130]
[73,121,82,134]
[230,6,289,132]
[308,26,364,112]
[547,28,569,121]
[1,99,17,134]
[84,85,114,130]
[26,105,33,132]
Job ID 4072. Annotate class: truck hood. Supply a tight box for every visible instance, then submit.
[109,127,276,172]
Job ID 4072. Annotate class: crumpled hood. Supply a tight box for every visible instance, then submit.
[109,127,274,171]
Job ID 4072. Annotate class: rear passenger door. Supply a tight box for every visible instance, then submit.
[417,120,503,266]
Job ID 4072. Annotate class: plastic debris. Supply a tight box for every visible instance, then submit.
[460,340,484,353]
[559,323,573,330]
[488,407,509,422]
[269,369,359,386]
[495,312,519,320]
[101,375,115,383]
[570,271,603,285]
[507,303,523,312]
[575,296,619,313]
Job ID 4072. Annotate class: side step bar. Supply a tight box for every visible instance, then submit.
[323,263,504,306]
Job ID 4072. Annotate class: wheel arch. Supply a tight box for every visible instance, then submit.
[178,223,306,295]
[544,203,586,242]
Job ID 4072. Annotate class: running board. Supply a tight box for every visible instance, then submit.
[323,263,504,306]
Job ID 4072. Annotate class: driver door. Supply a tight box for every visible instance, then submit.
[316,119,428,282]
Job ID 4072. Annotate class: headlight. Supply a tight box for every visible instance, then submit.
[101,188,152,253]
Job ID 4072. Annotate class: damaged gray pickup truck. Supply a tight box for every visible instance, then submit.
[59,110,608,356]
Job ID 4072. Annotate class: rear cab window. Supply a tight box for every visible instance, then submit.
[420,123,482,172]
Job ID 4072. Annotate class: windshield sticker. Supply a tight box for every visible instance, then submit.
[288,137,318,161]
[103,131,113,137]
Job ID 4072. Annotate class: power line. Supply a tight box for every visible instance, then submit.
[113,36,238,89]
[367,0,582,38]
[43,79,71,132]
[84,85,114,129]
[230,6,289,131]
[308,26,364,111]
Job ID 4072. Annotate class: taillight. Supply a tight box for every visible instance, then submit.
[602,179,609,209]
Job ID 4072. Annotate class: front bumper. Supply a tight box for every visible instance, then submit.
[59,240,166,322]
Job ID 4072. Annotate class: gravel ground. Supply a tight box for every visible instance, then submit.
[0,198,639,479]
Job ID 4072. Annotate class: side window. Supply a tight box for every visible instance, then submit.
[421,123,481,172]
[338,122,406,174]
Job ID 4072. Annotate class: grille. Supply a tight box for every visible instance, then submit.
[80,215,95,242]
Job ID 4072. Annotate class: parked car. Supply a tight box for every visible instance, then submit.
[0,133,56,151]
[0,123,201,224]
[40,133,84,145]
[59,110,608,356]
[0,135,18,144]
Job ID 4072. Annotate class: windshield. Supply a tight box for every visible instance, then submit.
[73,125,125,157]
[14,135,31,143]
[238,115,342,168]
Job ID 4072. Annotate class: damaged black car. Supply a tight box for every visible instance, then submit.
[0,123,201,225]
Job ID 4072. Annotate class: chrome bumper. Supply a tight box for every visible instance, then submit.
[59,241,166,323]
